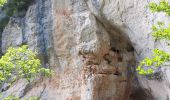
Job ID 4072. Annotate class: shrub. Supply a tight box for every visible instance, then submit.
[0,45,53,85]
[137,49,170,76]
[2,95,39,100]
[148,0,170,15]
[137,0,170,76]
[151,22,170,40]
[0,0,7,7]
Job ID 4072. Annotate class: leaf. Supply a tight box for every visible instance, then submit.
[0,45,53,85]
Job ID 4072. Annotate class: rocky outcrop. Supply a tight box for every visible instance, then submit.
[1,0,170,100]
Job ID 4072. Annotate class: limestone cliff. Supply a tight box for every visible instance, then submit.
[0,0,170,100]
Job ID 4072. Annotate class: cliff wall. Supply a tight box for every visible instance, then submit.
[0,0,170,100]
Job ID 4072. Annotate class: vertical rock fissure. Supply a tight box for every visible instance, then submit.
[35,0,53,67]
[36,0,48,66]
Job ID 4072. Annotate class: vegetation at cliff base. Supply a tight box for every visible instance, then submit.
[137,49,170,76]
[3,95,39,100]
[0,45,53,84]
[0,0,6,7]
[0,45,53,100]
[0,1,53,99]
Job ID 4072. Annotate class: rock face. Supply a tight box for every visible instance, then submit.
[1,0,170,100]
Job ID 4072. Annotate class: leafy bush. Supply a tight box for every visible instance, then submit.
[0,0,7,7]
[2,95,19,100]
[137,49,170,75]
[0,1,52,99]
[0,45,53,85]
[137,0,170,76]
[3,95,39,100]
[148,0,170,15]
[152,22,170,40]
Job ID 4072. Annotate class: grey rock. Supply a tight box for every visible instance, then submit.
[1,0,170,100]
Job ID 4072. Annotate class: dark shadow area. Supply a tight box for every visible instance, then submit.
[92,13,154,100]
[35,0,54,67]
[2,0,35,17]
[0,0,35,56]
[130,87,154,100]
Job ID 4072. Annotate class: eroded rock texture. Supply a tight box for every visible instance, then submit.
[1,0,170,100]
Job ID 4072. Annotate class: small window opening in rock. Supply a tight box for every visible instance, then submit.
[104,54,111,64]
[118,56,123,62]
[127,45,135,52]
[111,47,120,53]
[114,70,121,76]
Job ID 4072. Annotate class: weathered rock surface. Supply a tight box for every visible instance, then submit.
[1,0,170,100]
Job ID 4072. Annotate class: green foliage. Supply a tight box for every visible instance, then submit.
[148,0,170,15]
[152,22,170,40]
[0,45,50,100]
[2,95,39,100]
[137,0,170,76]
[1,0,34,16]
[3,95,19,100]
[27,97,39,100]
[0,0,7,7]
[137,49,170,75]
[0,45,53,85]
